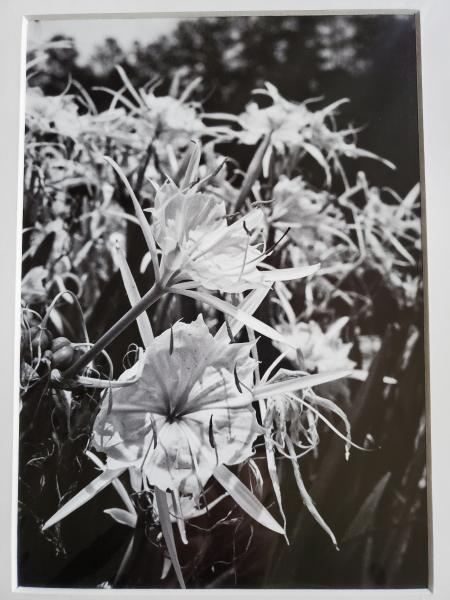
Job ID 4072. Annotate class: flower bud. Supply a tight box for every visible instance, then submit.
[52,345,75,369]
[51,337,71,352]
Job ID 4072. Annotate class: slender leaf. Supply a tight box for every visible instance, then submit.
[181,141,201,188]
[155,487,186,588]
[235,133,272,211]
[265,436,288,541]
[115,64,145,107]
[103,156,160,281]
[261,264,320,282]
[111,234,154,346]
[215,286,270,342]
[171,287,297,349]
[85,450,136,516]
[343,473,391,542]
[286,437,338,549]
[42,468,126,531]
[213,464,284,535]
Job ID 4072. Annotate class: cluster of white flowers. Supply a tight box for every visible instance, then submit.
[22,66,420,588]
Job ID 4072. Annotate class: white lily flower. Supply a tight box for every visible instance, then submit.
[270,175,354,255]
[151,180,266,293]
[92,315,261,496]
[207,82,394,184]
[274,318,356,373]
[26,87,82,139]
[142,93,204,146]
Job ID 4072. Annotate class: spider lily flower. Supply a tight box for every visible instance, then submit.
[42,284,354,584]
[92,315,261,496]
[43,316,284,535]
[141,93,204,149]
[106,152,320,297]
[150,180,266,293]
[271,175,331,223]
[354,176,420,270]
[206,82,394,184]
[270,175,356,255]
[273,317,356,373]
[25,87,82,138]
[150,178,321,293]
[273,317,396,386]
[206,82,313,150]
[42,318,351,535]
[102,67,206,154]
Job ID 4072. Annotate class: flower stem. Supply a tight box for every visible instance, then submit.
[235,132,272,212]
[61,283,165,381]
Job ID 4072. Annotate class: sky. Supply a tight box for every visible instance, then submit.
[27,17,182,64]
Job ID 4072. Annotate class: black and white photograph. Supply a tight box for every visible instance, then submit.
[18,13,428,590]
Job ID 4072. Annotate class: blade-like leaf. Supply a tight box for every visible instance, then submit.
[171,287,297,349]
[181,141,201,188]
[261,264,320,282]
[155,487,186,589]
[103,156,160,281]
[254,369,352,399]
[235,133,272,211]
[42,468,126,531]
[343,473,391,542]
[115,64,145,107]
[85,450,136,516]
[215,286,270,342]
[213,464,284,535]
[110,234,154,346]
[264,436,288,541]
[286,437,338,549]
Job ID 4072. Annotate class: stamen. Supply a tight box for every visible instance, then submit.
[208,415,216,448]
[225,316,235,343]
[151,415,158,449]
[234,365,243,393]
[169,324,174,355]
[262,227,291,259]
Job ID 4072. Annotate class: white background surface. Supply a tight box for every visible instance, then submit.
[0,1,448,598]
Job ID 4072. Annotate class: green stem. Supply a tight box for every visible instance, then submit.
[61,283,165,381]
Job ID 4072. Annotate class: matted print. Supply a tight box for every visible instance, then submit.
[17,13,428,590]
